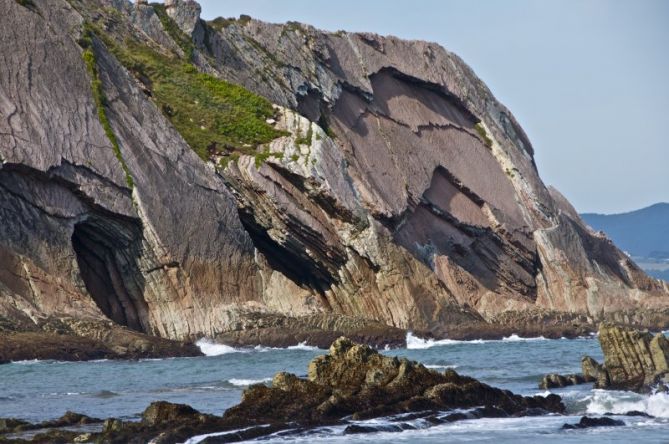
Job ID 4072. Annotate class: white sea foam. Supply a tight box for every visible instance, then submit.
[406,332,549,348]
[501,334,547,342]
[228,377,272,386]
[196,338,243,356]
[184,425,271,444]
[585,389,669,418]
[253,341,321,352]
[197,338,322,356]
[424,364,458,370]
[286,341,320,351]
[406,332,489,348]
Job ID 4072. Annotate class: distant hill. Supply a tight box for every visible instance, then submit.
[581,203,669,259]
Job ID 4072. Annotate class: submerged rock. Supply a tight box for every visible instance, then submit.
[539,373,590,389]
[562,416,625,429]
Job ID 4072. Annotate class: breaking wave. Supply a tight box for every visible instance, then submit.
[196,339,321,356]
[585,389,669,418]
[501,334,547,342]
[406,332,547,349]
[228,378,273,387]
[405,332,487,349]
[196,339,241,356]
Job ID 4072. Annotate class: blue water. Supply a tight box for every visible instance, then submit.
[2,335,669,443]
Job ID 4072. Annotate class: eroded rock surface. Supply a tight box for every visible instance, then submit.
[1,0,668,357]
[592,323,669,392]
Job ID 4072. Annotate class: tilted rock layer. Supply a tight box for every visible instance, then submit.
[585,323,669,392]
[0,0,668,347]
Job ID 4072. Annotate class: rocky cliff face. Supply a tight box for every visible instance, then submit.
[1,0,667,348]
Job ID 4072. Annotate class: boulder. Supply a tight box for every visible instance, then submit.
[562,416,625,429]
[539,373,587,389]
[581,355,604,382]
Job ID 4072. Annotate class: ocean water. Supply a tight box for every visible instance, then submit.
[2,334,669,443]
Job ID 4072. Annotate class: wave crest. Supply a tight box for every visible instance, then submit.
[585,389,669,418]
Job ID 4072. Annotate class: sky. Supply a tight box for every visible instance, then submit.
[197,0,669,214]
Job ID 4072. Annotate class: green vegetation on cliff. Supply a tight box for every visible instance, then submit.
[474,122,493,148]
[150,3,195,61]
[80,26,134,189]
[86,11,286,163]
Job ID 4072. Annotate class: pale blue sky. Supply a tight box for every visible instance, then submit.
[197,0,669,214]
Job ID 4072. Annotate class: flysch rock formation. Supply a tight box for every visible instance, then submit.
[586,323,669,392]
[1,0,668,356]
[540,323,669,393]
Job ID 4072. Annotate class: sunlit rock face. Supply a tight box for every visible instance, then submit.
[0,0,667,347]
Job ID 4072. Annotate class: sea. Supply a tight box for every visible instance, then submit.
[2,333,669,443]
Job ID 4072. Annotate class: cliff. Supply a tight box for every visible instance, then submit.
[0,0,667,352]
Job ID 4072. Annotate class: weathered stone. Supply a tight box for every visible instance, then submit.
[539,373,587,389]
[581,355,604,382]
[596,323,669,391]
[650,333,669,372]
[562,416,625,429]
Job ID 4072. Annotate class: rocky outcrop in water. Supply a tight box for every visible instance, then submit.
[539,373,591,390]
[1,0,668,356]
[0,337,565,443]
[227,337,564,423]
[562,416,625,430]
[586,323,669,392]
[542,323,669,393]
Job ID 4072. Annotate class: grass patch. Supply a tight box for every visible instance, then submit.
[295,125,313,146]
[208,14,251,31]
[80,26,134,189]
[218,152,240,170]
[474,122,493,148]
[280,21,303,39]
[150,3,195,61]
[89,22,287,162]
[254,151,282,168]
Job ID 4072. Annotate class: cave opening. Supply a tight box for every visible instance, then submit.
[71,215,149,332]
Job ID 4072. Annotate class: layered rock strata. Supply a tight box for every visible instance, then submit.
[544,323,669,393]
[0,0,668,354]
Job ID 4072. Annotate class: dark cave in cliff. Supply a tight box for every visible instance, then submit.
[71,216,149,333]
